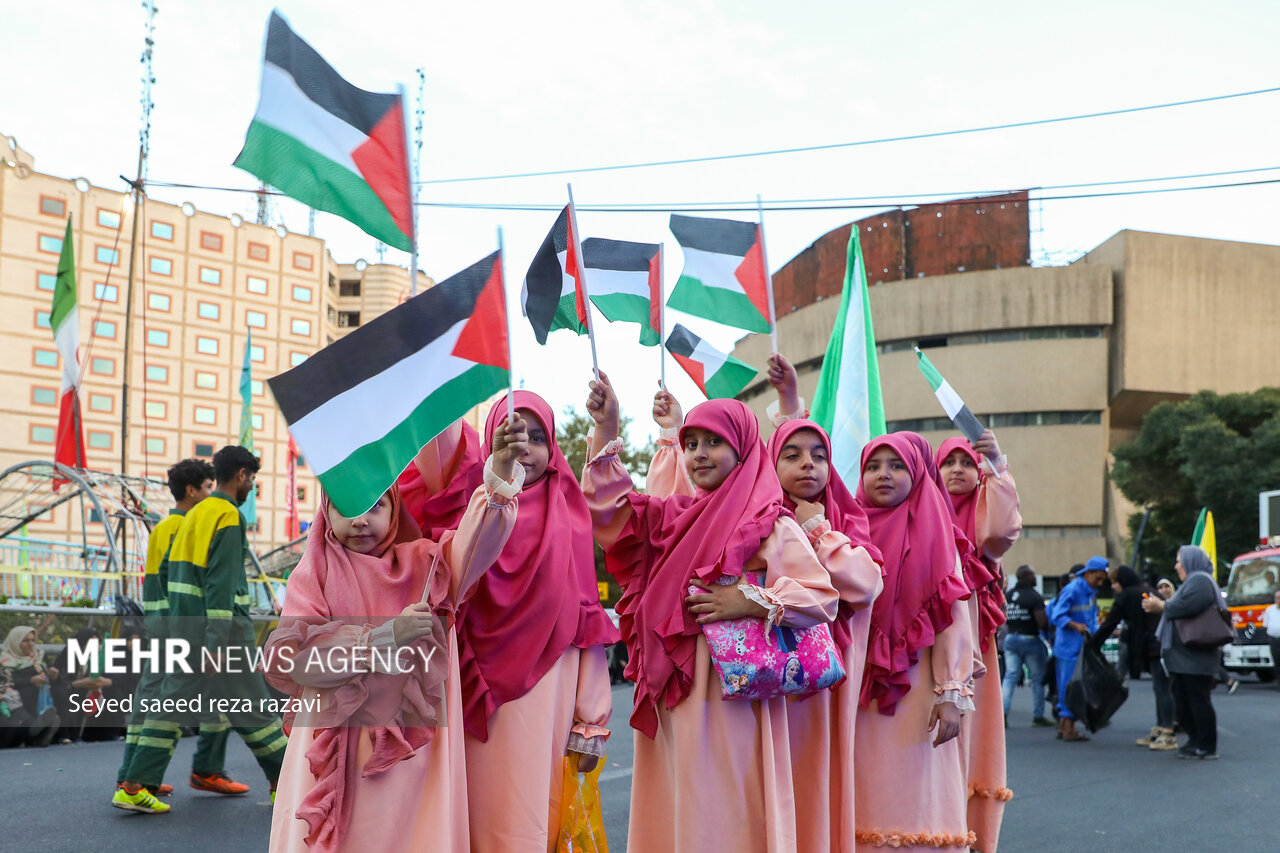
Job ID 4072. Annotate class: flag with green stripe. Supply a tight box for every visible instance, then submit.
[914,347,985,442]
[52,216,85,478]
[665,324,758,399]
[667,214,770,333]
[582,237,661,346]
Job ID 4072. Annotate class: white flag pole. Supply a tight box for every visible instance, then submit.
[566,184,599,379]
[658,241,666,390]
[498,226,514,423]
[756,193,778,354]
[399,84,420,298]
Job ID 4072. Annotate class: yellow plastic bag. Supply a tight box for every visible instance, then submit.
[555,754,609,853]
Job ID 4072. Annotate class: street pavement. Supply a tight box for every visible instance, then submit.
[2,676,1275,851]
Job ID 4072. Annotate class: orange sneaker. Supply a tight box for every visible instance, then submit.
[156,783,174,797]
[189,772,250,795]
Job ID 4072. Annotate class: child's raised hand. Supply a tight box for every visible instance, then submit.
[767,353,800,414]
[586,371,618,425]
[394,601,435,646]
[972,429,1002,463]
[491,414,528,483]
[653,386,683,430]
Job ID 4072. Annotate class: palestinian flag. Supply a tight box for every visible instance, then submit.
[269,253,508,517]
[234,11,414,252]
[666,324,758,400]
[582,237,661,346]
[521,205,585,344]
[667,214,770,333]
[51,217,85,479]
[914,348,986,443]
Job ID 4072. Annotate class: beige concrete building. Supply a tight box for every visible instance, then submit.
[0,136,435,550]
[734,225,1280,585]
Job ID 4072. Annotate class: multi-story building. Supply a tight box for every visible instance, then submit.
[0,134,434,551]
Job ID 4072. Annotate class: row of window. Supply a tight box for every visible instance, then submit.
[884,410,1103,433]
[31,345,306,372]
[34,269,316,309]
[878,325,1106,354]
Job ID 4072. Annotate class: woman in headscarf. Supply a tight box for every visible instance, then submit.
[583,373,838,852]
[853,433,976,851]
[263,416,525,853]
[0,626,61,747]
[1142,546,1225,760]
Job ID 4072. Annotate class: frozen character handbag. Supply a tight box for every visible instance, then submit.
[694,571,846,701]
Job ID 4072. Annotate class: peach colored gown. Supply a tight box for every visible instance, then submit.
[268,486,517,853]
[960,465,1021,853]
[584,441,840,853]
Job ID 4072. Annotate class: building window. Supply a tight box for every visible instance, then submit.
[94,283,119,302]
[245,310,267,329]
[145,437,166,455]
[151,221,174,241]
[35,311,51,329]
[91,357,115,376]
[200,231,223,252]
[96,246,120,266]
[197,301,221,321]
[290,352,307,367]
[247,242,269,262]
[249,344,265,363]
[290,318,312,336]
[194,406,217,425]
[149,256,173,276]
[292,252,314,271]
[247,276,268,295]
[194,371,218,389]
[89,393,114,413]
[31,387,58,406]
[37,272,57,291]
[144,401,166,419]
[40,196,67,217]
[93,320,116,339]
[31,425,56,445]
[199,266,222,286]
[292,285,313,303]
[297,486,308,502]
[193,442,215,458]
[146,329,169,347]
[88,431,113,450]
[38,234,63,255]
[97,209,122,230]
[337,311,361,328]
[196,336,219,355]
[147,292,171,312]
[252,413,264,430]
[251,379,264,396]
[34,348,59,368]
[145,365,168,383]
[339,280,361,297]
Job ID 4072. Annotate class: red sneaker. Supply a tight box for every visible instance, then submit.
[189,772,250,795]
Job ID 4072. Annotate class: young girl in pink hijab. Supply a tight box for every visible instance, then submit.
[583,373,838,853]
[853,433,976,851]
[263,418,527,853]
[935,433,1020,853]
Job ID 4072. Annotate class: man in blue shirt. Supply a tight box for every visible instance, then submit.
[1048,556,1109,741]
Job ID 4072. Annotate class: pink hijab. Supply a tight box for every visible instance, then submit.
[263,488,449,853]
[935,437,1007,649]
[854,433,971,714]
[455,391,618,741]
[396,421,484,540]
[609,398,786,738]
[766,419,883,648]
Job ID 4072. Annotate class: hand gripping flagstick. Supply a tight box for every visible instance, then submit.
[756,193,780,355]
[566,184,600,380]
[498,226,515,424]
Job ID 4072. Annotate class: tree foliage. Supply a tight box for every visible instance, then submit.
[1110,388,1280,576]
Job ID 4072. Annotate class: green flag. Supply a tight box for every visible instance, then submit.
[238,330,257,525]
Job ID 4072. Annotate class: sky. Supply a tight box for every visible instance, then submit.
[4,0,1280,443]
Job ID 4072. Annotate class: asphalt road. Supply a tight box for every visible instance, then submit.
[2,676,1275,852]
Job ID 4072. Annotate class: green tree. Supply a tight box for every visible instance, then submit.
[1111,388,1280,577]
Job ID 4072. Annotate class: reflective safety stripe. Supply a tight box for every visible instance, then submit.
[234,594,251,606]
[136,735,180,750]
[169,582,205,598]
[139,720,182,732]
[206,609,233,620]
[250,732,289,757]
[142,599,170,611]
[240,722,283,744]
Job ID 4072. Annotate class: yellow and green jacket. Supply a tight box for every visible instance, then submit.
[142,509,184,638]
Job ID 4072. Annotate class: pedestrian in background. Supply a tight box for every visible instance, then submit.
[1047,557,1109,742]
[1263,590,1280,690]
[1002,565,1051,727]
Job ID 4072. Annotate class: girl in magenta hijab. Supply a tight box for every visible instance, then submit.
[935,432,1021,853]
[583,372,837,853]
[263,419,526,853]
[852,432,976,852]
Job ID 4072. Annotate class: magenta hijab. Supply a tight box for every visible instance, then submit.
[455,391,618,741]
[611,398,787,737]
[395,420,484,541]
[935,437,1007,649]
[854,433,971,714]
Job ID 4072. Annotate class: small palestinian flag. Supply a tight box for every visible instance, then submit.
[522,206,585,344]
[582,237,661,346]
[667,214,770,334]
[914,347,985,443]
[235,11,414,252]
[666,324,758,400]
[270,253,508,517]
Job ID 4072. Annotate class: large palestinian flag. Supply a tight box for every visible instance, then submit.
[235,11,414,252]
[667,214,770,334]
[269,253,508,517]
[521,205,586,344]
[665,324,758,400]
[581,237,661,346]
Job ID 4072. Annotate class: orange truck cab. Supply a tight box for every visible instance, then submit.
[1221,546,1280,681]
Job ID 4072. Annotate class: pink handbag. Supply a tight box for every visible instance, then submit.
[692,571,846,701]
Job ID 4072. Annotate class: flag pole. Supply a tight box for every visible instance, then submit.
[566,184,600,379]
[498,226,515,423]
[756,193,778,354]
[658,241,666,390]
[397,84,421,298]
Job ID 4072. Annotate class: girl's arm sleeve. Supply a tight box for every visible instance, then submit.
[645,429,695,498]
[976,465,1021,561]
[932,555,977,712]
[442,456,523,604]
[581,438,640,550]
[802,518,883,609]
[411,419,469,496]
[744,517,840,629]
[566,645,613,756]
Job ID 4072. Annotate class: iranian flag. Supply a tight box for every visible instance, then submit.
[667,214,770,333]
[234,11,414,252]
[665,324,758,400]
[521,205,585,344]
[914,348,986,443]
[51,217,85,478]
[269,252,509,517]
[582,237,661,346]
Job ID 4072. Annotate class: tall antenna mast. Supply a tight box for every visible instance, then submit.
[411,67,425,296]
[120,0,158,478]
[256,182,270,225]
